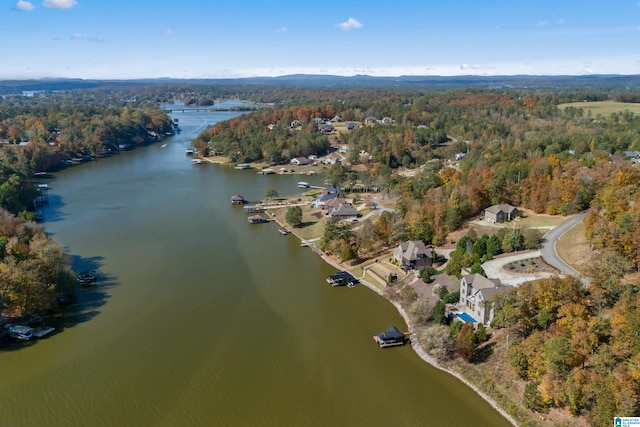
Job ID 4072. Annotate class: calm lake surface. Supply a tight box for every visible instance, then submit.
[0,102,510,426]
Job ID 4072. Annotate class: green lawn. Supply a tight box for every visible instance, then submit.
[558,101,640,117]
[515,215,567,228]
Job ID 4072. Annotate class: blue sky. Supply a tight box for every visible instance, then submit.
[3,0,640,79]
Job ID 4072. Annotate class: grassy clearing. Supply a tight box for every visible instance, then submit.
[558,101,640,117]
[515,215,567,228]
[555,221,590,275]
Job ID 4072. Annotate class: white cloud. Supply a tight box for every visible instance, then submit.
[163,29,174,36]
[16,0,34,11]
[459,64,481,70]
[555,18,565,24]
[43,0,77,9]
[536,20,549,27]
[337,18,363,31]
[70,33,102,42]
[275,27,287,33]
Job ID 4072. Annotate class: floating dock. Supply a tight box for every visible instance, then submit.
[32,326,55,338]
[244,205,266,213]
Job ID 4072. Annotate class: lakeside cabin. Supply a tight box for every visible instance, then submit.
[326,271,359,287]
[373,326,406,348]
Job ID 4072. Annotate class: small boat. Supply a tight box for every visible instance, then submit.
[278,228,290,235]
[5,324,34,340]
[161,144,168,148]
[297,182,310,188]
[76,271,98,285]
[185,148,194,155]
[191,159,203,165]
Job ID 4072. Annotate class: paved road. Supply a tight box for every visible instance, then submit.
[539,212,589,284]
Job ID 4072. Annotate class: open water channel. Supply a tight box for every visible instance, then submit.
[0,101,510,426]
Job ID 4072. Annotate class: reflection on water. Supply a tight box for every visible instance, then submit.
[0,102,510,426]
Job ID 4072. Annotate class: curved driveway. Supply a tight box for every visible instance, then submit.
[539,212,589,284]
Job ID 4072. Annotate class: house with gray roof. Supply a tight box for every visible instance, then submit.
[393,240,434,270]
[329,202,358,220]
[459,274,509,325]
[484,204,519,223]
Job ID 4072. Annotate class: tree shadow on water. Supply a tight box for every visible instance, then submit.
[0,254,118,352]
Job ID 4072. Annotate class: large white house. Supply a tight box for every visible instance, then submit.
[459,274,510,325]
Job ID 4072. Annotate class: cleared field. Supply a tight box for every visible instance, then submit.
[558,101,640,117]
[555,221,590,275]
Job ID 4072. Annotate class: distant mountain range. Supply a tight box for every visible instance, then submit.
[1,74,640,93]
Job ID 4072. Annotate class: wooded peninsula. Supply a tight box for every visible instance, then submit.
[1,77,639,426]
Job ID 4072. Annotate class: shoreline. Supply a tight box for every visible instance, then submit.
[272,215,519,427]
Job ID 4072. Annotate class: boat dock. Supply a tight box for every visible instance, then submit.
[244,205,266,213]
[373,327,407,348]
[248,215,268,224]
[326,271,359,287]
[32,326,55,338]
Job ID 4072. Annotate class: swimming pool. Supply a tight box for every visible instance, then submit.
[457,312,477,323]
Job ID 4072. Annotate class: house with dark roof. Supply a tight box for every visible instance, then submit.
[290,120,302,128]
[373,326,405,348]
[393,240,435,270]
[459,274,509,325]
[364,116,377,124]
[346,122,359,130]
[319,124,335,133]
[313,117,325,124]
[484,204,519,223]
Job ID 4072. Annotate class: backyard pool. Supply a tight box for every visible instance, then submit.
[457,312,477,323]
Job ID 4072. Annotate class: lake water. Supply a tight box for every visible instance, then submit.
[0,101,510,426]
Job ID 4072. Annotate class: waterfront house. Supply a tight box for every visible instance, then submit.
[231,195,246,205]
[346,122,359,130]
[393,240,434,270]
[313,185,340,208]
[364,116,377,124]
[313,117,325,124]
[484,204,519,223]
[290,157,310,166]
[459,274,509,325]
[381,117,394,125]
[330,115,342,123]
[322,197,346,213]
[329,203,359,220]
[290,120,302,128]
